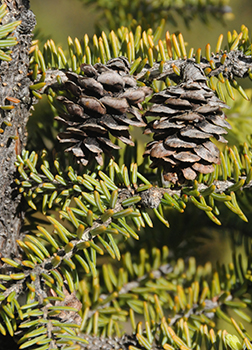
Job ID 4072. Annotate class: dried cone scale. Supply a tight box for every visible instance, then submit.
[144,60,231,184]
[55,57,152,166]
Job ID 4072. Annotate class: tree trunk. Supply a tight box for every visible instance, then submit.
[0,0,35,261]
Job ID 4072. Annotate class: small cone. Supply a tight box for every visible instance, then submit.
[55,57,152,166]
[143,60,231,184]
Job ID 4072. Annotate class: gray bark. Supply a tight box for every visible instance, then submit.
[0,0,35,260]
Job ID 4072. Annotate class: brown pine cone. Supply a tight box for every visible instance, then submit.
[143,60,231,185]
[55,57,152,166]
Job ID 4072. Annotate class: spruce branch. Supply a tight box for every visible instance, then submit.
[15,137,252,227]
[137,50,252,84]
[3,233,252,349]
[29,23,252,104]
[31,50,252,105]
[65,240,252,344]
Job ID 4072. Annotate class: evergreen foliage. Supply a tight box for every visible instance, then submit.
[0,3,20,62]
[1,0,252,349]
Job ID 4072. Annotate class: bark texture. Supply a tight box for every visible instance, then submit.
[0,0,35,260]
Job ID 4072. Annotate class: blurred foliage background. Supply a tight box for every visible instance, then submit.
[30,0,251,58]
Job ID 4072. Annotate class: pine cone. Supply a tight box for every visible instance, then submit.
[55,57,152,166]
[143,60,231,184]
